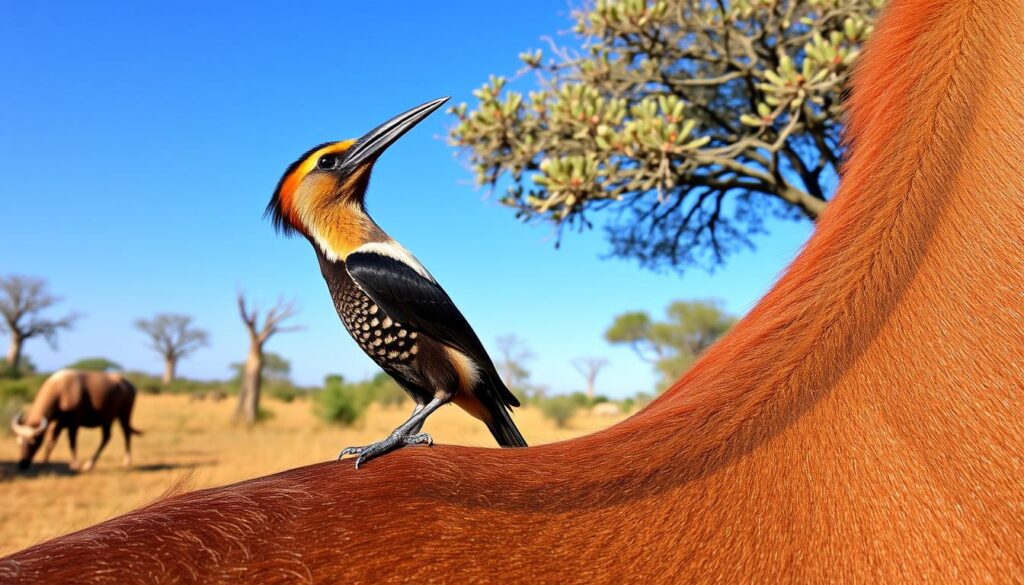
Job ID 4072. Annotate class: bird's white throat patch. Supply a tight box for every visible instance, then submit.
[353,241,436,281]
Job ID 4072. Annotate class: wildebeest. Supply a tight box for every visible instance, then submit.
[2,0,1024,581]
[10,369,141,471]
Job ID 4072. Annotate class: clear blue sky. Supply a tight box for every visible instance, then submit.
[0,2,813,397]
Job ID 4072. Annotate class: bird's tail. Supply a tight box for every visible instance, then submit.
[484,400,528,448]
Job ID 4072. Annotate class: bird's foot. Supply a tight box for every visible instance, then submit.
[338,432,433,469]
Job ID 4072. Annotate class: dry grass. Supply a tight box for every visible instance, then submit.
[0,393,625,556]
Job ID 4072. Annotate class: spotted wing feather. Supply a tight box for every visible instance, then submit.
[344,250,520,411]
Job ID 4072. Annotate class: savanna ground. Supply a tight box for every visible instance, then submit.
[0,393,626,555]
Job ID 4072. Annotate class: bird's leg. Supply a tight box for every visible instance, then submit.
[408,403,425,435]
[339,397,442,468]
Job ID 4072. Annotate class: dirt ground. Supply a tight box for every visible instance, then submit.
[0,393,625,556]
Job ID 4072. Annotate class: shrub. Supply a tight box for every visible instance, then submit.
[537,395,580,428]
[267,383,301,403]
[65,357,122,372]
[0,379,32,404]
[362,373,408,408]
[314,376,371,426]
[0,377,40,436]
[313,372,412,426]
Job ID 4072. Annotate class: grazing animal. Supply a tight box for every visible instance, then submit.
[10,369,141,471]
[266,97,526,467]
[2,0,1024,581]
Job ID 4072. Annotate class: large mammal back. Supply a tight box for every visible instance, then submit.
[3,0,1023,581]
[27,370,136,428]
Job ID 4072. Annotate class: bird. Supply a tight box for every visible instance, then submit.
[265,97,527,468]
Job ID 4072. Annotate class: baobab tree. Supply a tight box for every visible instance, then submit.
[0,275,78,373]
[134,314,209,384]
[233,293,300,424]
[571,356,609,400]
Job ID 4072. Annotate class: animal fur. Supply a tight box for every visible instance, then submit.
[2,0,1023,581]
[11,369,140,471]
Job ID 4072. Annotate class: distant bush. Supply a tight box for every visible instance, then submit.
[634,392,654,409]
[122,371,230,396]
[0,375,45,435]
[362,373,408,408]
[536,395,581,428]
[65,357,122,372]
[314,376,370,426]
[0,379,33,404]
[267,383,302,403]
[0,356,38,379]
[313,373,410,426]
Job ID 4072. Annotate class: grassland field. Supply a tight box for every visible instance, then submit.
[0,392,626,555]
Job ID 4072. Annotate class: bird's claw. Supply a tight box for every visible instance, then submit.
[337,432,433,468]
[338,446,363,458]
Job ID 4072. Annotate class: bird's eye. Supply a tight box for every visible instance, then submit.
[317,154,339,170]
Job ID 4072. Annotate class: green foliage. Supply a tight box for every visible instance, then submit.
[315,382,365,426]
[229,352,291,383]
[123,370,230,396]
[0,356,37,379]
[229,352,303,403]
[267,383,301,403]
[536,394,581,428]
[314,373,410,427]
[0,379,33,404]
[607,298,736,388]
[0,373,46,435]
[450,0,882,272]
[65,357,122,372]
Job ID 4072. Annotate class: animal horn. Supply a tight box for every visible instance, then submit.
[10,413,47,438]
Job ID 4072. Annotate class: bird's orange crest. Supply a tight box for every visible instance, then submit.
[267,140,355,236]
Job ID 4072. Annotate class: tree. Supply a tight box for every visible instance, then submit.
[230,352,291,384]
[134,314,209,384]
[494,334,536,400]
[0,275,78,373]
[233,293,300,424]
[606,299,735,387]
[449,0,881,272]
[66,357,122,372]
[572,356,609,400]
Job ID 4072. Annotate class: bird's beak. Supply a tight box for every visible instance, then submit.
[343,96,450,170]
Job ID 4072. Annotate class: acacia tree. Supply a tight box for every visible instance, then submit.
[134,314,209,384]
[233,293,300,424]
[572,356,610,400]
[0,275,78,373]
[606,298,734,388]
[450,0,881,272]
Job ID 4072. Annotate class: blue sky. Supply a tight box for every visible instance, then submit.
[0,2,813,397]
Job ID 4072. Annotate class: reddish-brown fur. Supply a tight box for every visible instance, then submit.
[3,1,1023,581]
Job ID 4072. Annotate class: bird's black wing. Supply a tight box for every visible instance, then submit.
[345,249,520,410]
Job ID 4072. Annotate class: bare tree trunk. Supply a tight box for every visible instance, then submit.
[585,377,596,400]
[235,344,263,424]
[6,331,22,370]
[162,357,176,385]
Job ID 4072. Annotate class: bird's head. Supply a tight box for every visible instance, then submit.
[266,97,449,257]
